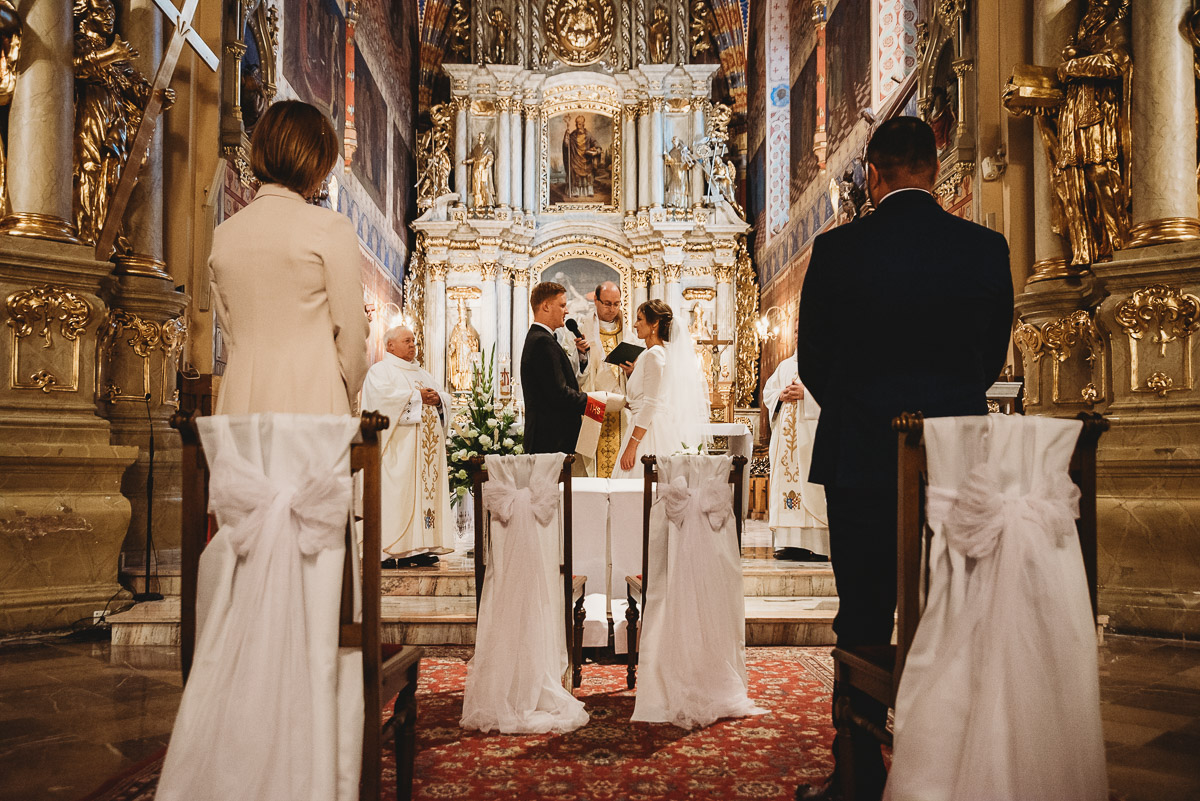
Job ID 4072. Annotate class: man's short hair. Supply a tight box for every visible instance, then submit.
[866,117,938,183]
[384,325,411,347]
[530,281,566,311]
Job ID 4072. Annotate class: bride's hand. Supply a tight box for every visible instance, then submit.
[620,441,638,471]
[620,361,635,376]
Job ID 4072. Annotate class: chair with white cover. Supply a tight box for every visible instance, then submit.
[462,453,589,734]
[166,411,422,801]
[623,454,763,729]
[832,412,1107,801]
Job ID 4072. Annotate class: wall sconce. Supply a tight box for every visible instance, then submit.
[982,145,1007,181]
[755,305,788,342]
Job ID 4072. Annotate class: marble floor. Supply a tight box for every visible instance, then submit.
[1,633,1197,801]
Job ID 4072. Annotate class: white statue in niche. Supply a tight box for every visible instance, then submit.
[664,136,694,208]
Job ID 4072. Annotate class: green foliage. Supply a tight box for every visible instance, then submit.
[445,345,523,504]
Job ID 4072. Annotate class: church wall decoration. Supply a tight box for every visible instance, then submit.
[790,46,818,204]
[282,0,346,134]
[352,49,388,210]
[544,109,619,212]
[824,0,871,154]
[917,0,975,209]
[5,286,92,394]
[394,121,415,242]
[221,0,279,187]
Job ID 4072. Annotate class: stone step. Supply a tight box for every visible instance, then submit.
[107,594,838,648]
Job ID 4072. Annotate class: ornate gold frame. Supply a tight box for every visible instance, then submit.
[220,0,279,187]
[5,286,91,393]
[533,244,633,327]
[540,85,622,214]
[1115,285,1200,398]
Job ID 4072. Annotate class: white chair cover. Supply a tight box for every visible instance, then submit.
[884,414,1107,801]
[157,414,363,801]
[460,453,589,734]
[631,454,766,728]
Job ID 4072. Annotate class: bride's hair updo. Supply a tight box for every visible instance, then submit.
[639,299,674,341]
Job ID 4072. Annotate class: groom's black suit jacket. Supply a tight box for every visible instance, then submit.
[520,324,588,455]
[797,189,1014,490]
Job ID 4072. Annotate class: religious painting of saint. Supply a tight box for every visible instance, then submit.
[239,23,267,133]
[825,0,871,153]
[547,111,614,207]
[790,47,818,203]
[393,121,414,246]
[282,0,345,133]
[539,258,622,320]
[353,49,388,211]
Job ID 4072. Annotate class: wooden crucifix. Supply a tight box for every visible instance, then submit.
[94,0,220,261]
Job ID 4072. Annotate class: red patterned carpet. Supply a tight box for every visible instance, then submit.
[82,647,838,801]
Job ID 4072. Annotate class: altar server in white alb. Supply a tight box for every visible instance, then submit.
[763,350,829,560]
[567,281,638,477]
[360,326,456,564]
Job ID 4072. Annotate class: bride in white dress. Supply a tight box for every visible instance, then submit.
[611,300,710,478]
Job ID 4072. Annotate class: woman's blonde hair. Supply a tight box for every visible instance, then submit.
[249,100,340,197]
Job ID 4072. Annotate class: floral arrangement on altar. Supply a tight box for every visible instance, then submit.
[446,346,523,505]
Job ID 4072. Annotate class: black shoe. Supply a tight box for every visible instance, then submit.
[381,558,400,570]
[795,779,842,801]
[409,553,439,567]
[774,547,829,562]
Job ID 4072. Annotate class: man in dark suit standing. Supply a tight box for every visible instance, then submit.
[794,118,1014,800]
[521,281,590,455]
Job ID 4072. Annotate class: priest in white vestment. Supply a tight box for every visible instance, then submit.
[563,281,637,477]
[763,351,829,559]
[359,326,455,564]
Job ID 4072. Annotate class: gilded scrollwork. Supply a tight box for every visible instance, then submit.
[1015,310,1106,406]
[733,236,759,406]
[6,286,92,347]
[97,309,189,404]
[544,0,614,66]
[1115,285,1199,398]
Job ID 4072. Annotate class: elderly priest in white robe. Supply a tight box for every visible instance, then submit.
[564,281,637,477]
[764,350,829,561]
[360,326,456,566]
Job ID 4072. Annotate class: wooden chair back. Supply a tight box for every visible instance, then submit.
[170,410,420,801]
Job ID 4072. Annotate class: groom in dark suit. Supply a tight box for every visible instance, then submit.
[521,282,589,456]
[795,118,1013,800]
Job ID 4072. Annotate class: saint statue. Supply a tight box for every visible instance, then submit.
[416,103,453,207]
[487,7,509,65]
[462,132,496,208]
[1054,0,1131,264]
[447,296,481,393]
[663,136,694,208]
[649,6,671,64]
[561,115,602,198]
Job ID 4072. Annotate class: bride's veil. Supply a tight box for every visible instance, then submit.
[661,317,713,452]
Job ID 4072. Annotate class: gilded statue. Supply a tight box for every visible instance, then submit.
[690,303,714,392]
[416,103,453,208]
[543,0,614,66]
[0,0,20,213]
[487,7,509,65]
[447,0,470,61]
[663,136,694,208]
[462,132,496,208]
[711,158,743,218]
[73,0,170,248]
[649,6,672,64]
[689,0,717,58]
[447,296,481,393]
[562,115,602,198]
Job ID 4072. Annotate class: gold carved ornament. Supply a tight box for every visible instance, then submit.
[1014,310,1106,406]
[407,233,428,361]
[5,286,92,393]
[1114,285,1200,397]
[96,308,189,405]
[543,0,614,66]
[416,104,454,209]
[733,236,759,406]
[446,289,481,393]
[689,0,716,58]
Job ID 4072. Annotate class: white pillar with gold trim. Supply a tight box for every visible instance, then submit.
[427,263,448,388]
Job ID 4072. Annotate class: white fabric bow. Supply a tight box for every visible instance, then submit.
[926,463,1081,560]
[208,454,353,557]
[482,475,559,526]
[656,475,733,530]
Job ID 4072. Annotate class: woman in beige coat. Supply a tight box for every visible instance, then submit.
[209,100,369,415]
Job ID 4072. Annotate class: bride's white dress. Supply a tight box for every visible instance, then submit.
[610,345,673,478]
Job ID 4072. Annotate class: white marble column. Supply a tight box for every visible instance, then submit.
[497,267,513,369]
[1030,0,1074,268]
[649,267,664,301]
[622,103,638,213]
[510,99,523,213]
[637,103,651,209]
[454,99,469,207]
[497,100,512,208]
[650,97,665,207]
[427,267,448,387]
[511,270,531,400]
[1129,0,1200,243]
[632,269,649,314]
[523,107,537,213]
[480,263,498,363]
[664,266,683,312]
[691,98,706,205]
[4,0,76,239]
[716,267,734,381]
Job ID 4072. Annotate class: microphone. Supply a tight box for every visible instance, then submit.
[565,318,583,340]
[133,392,162,602]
